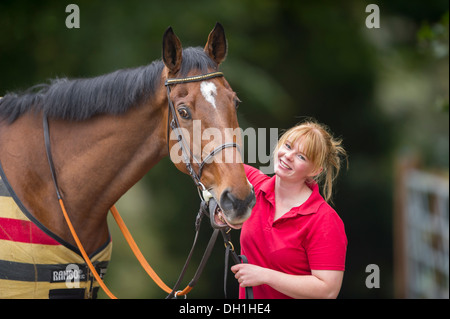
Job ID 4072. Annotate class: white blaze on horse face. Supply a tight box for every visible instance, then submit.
[200,81,217,109]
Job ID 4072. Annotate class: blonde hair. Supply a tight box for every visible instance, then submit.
[275,119,347,203]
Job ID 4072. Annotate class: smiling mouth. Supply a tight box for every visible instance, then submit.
[279,159,292,170]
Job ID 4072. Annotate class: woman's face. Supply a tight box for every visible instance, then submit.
[274,139,322,182]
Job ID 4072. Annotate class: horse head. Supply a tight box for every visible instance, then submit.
[162,23,255,229]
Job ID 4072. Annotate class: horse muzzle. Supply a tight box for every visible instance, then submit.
[205,188,255,229]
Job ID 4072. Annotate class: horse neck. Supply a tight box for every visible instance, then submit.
[0,94,168,254]
[58,104,167,203]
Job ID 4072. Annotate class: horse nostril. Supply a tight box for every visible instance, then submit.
[220,188,256,216]
[220,189,236,212]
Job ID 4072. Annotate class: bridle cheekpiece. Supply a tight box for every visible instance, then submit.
[164,71,240,198]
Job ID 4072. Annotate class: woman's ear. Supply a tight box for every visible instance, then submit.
[309,166,323,178]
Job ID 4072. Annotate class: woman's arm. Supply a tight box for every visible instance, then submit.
[231,263,344,299]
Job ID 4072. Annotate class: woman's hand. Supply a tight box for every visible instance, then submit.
[231,263,269,287]
[231,263,344,298]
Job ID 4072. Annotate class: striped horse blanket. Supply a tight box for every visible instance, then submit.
[0,163,112,299]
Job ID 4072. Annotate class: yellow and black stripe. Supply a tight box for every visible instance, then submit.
[0,164,112,299]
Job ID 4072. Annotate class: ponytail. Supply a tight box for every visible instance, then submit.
[320,133,347,203]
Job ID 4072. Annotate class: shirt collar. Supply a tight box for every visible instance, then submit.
[294,182,324,215]
[260,175,276,205]
[260,175,324,216]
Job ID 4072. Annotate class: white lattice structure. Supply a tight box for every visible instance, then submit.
[404,169,449,298]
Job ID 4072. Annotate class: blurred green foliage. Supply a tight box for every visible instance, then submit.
[1,0,448,298]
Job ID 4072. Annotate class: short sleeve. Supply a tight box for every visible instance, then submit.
[304,207,347,271]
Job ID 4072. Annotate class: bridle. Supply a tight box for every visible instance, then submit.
[163,71,252,299]
[42,70,252,299]
[165,71,240,197]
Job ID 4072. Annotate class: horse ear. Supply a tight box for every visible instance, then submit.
[162,26,182,74]
[204,22,227,65]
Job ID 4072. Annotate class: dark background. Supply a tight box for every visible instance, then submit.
[1,0,448,298]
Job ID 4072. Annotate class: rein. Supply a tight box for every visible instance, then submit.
[42,71,252,299]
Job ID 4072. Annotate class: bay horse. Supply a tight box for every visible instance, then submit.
[0,23,255,298]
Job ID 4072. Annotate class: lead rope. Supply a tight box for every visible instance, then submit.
[166,201,218,298]
[44,115,235,299]
[43,69,249,298]
[220,228,254,299]
[43,116,117,299]
[43,115,179,298]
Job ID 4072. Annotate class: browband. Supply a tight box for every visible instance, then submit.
[165,71,224,86]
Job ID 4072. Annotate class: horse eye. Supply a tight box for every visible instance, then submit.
[178,107,191,119]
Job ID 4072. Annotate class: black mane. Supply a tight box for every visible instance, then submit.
[0,47,217,123]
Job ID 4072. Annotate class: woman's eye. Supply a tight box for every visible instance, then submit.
[285,143,291,149]
[178,107,191,119]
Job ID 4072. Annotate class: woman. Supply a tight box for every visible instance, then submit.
[231,120,348,299]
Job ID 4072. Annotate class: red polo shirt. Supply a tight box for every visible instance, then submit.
[239,165,347,299]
